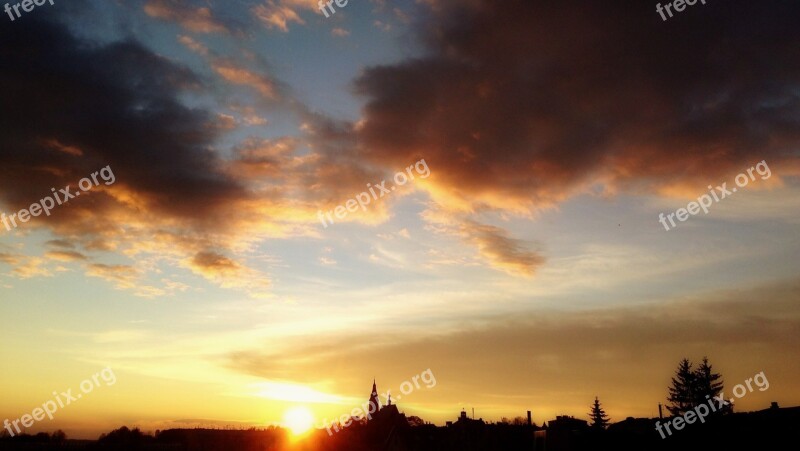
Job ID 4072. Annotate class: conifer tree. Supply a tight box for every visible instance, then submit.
[588,396,610,430]
[693,356,731,413]
[667,358,696,415]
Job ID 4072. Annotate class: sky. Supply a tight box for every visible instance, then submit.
[1,0,799,440]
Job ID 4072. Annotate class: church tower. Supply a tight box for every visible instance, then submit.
[368,379,381,412]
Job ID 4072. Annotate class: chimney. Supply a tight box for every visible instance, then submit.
[527,411,532,426]
[658,403,663,419]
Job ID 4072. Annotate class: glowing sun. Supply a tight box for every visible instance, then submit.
[283,406,314,435]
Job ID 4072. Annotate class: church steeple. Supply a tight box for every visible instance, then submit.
[368,379,381,412]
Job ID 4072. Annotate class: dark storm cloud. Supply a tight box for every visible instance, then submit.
[356,0,800,210]
[0,8,395,294]
[0,13,245,224]
[0,12,281,294]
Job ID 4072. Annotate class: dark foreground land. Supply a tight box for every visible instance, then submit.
[1,406,798,451]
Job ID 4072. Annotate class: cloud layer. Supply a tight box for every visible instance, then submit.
[3,0,799,292]
[356,0,800,210]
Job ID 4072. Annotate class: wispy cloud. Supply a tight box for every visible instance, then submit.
[212,60,278,100]
[251,0,324,32]
[144,0,229,33]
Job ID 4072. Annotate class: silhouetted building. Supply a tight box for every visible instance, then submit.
[368,379,381,415]
[356,380,410,449]
[452,409,485,426]
[534,415,589,451]
[364,380,407,426]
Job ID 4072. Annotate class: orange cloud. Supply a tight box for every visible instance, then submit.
[212,61,277,100]
[12,256,52,280]
[144,0,228,33]
[45,250,89,262]
[251,0,324,32]
[177,34,209,56]
[422,209,544,276]
[182,251,271,297]
[463,222,544,277]
[42,138,84,157]
[253,0,305,32]
[356,0,800,213]
[86,264,139,289]
[0,252,20,265]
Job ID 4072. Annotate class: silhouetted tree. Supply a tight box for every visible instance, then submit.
[51,430,67,444]
[512,416,528,426]
[693,356,731,413]
[98,426,153,450]
[667,358,696,415]
[588,397,610,430]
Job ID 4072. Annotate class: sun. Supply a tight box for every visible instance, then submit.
[283,406,314,436]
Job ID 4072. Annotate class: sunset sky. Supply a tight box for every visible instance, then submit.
[1,0,799,439]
